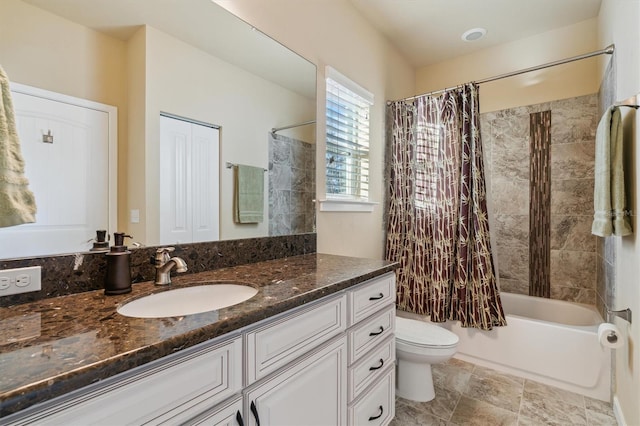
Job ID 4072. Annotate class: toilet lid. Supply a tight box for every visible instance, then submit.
[396,317,459,347]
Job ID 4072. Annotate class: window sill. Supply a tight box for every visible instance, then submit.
[318,198,378,212]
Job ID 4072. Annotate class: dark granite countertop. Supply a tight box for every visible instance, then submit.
[0,253,397,417]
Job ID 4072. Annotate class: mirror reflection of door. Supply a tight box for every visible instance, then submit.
[159,114,220,245]
[0,85,112,258]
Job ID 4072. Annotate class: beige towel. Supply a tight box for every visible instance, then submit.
[233,164,264,224]
[592,106,632,237]
[0,65,36,228]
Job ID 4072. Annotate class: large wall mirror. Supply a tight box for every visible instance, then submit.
[0,0,317,259]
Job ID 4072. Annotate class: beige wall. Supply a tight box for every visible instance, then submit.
[598,1,640,424]
[0,0,128,235]
[416,19,600,113]
[0,0,126,107]
[124,27,147,241]
[215,0,415,259]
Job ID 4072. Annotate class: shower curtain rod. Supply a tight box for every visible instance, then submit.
[389,44,615,104]
[271,120,316,135]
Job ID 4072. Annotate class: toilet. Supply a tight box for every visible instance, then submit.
[395,316,459,402]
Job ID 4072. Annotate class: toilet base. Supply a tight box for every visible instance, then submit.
[396,358,435,402]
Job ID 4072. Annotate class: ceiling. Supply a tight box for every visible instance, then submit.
[349,0,603,67]
[23,0,603,87]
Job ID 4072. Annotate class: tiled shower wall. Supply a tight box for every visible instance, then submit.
[596,60,617,318]
[268,133,316,236]
[481,94,598,304]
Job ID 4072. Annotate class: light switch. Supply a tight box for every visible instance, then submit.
[130,209,140,224]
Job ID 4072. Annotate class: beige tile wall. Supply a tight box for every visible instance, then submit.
[596,60,617,320]
[481,94,598,304]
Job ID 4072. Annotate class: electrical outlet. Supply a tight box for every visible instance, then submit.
[0,266,41,296]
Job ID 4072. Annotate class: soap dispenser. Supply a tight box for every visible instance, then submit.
[90,230,109,251]
[104,232,133,295]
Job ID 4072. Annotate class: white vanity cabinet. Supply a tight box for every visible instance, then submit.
[186,395,244,425]
[4,273,396,426]
[245,294,346,384]
[242,337,347,425]
[239,293,348,426]
[185,293,348,426]
[237,272,396,426]
[346,273,397,426]
[4,335,243,426]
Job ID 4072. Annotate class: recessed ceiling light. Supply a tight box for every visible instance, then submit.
[461,28,487,42]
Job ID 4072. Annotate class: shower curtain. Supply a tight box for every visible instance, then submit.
[385,83,505,330]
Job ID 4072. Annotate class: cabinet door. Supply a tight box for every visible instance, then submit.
[186,395,244,426]
[244,337,347,426]
[8,337,242,426]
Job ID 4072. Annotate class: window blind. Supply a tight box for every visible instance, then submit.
[325,68,373,200]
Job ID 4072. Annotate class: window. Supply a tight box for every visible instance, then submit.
[415,120,440,213]
[325,67,373,202]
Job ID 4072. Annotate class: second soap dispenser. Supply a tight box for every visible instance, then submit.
[105,232,133,295]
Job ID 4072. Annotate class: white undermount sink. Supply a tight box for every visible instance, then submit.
[117,284,258,318]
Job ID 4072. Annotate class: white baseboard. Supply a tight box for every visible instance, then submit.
[613,395,626,426]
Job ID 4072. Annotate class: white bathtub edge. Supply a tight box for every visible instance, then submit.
[613,395,626,426]
[397,295,611,402]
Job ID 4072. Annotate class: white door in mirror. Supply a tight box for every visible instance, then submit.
[117,284,258,318]
[0,84,113,259]
[159,115,220,245]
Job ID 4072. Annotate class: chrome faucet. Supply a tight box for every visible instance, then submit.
[153,247,187,285]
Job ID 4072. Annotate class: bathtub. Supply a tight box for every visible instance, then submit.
[419,292,610,401]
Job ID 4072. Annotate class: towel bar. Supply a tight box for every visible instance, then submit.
[225,162,267,172]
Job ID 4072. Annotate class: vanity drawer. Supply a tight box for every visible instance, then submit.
[7,336,243,426]
[348,367,395,426]
[245,294,346,384]
[348,273,396,326]
[348,305,395,365]
[348,336,395,402]
[186,395,243,426]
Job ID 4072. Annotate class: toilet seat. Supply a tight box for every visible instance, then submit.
[396,317,459,349]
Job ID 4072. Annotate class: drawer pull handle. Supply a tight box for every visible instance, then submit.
[369,293,384,300]
[368,405,384,421]
[369,358,385,371]
[250,401,261,426]
[369,326,384,336]
[236,410,245,426]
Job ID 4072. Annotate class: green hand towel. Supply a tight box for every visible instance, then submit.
[592,106,632,237]
[0,65,36,228]
[233,164,264,224]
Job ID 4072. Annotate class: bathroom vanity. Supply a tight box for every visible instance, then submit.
[0,254,397,425]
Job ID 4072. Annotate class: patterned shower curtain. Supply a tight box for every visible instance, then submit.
[385,83,506,330]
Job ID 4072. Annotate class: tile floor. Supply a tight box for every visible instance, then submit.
[390,358,618,426]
